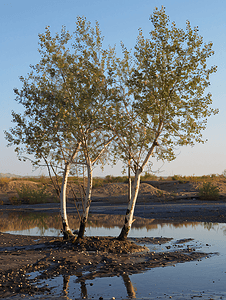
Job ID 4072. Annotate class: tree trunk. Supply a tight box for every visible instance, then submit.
[60,162,73,239]
[78,159,93,238]
[60,143,81,240]
[128,158,132,202]
[118,126,163,240]
[118,168,142,240]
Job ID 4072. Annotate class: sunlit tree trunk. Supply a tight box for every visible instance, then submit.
[61,143,81,239]
[128,157,132,202]
[77,158,93,238]
[77,136,114,239]
[118,132,162,240]
[118,167,142,240]
[61,162,71,237]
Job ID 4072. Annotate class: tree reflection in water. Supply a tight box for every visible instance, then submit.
[61,274,135,299]
[122,274,136,298]
[63,275,70,297]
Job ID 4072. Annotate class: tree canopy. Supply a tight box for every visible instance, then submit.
[113,7,218,169]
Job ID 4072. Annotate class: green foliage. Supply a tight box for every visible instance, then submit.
[16,185,53,204]
[5,17,115,180]
[113,6,218,171]
[198,182,220,200]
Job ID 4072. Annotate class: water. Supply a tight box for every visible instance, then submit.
[2,213,226,299]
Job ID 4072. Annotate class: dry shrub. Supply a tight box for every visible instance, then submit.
[16,185,53,204]
[0,177,11,187]
[198,182,220,200]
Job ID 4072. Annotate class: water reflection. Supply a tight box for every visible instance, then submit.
[30,272,137,299]
[1,211,204,236]
[63,275,70,297]
[122,274,136,298]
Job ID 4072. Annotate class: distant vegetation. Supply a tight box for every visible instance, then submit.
[198,182,220,200]
[0,173,22,178]
[1,173,226,188]
[1,173,225,206]
[16,184,57,205]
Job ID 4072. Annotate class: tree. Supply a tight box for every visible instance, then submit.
[5,17,116,239]
[113,6,218,240]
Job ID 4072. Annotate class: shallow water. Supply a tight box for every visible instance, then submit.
[3,214,226,299]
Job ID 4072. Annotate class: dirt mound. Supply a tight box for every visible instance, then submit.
[139,182,170,197]
[92,182,171,198]
[93,183,128,196]
[74,236,148,254]
[0,180,40,194]
[8,180,39,190]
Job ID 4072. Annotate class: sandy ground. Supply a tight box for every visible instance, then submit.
[0,179,225,298]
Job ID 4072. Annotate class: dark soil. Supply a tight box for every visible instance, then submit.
[0,233,211,298]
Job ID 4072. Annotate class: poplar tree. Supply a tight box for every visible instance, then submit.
[115,7,218,240]
[5,17,115,239]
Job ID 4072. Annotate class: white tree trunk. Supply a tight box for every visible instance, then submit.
[118,168,142,240]
[118,121,163,240]
[128,158,132,202]
[60,162,72,238]
[60,143,81,239]
[78,159,93,238]
[118,128,163,240]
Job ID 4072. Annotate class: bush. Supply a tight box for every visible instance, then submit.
[9,196,21,205]
[171,175,181,181]
[140,172,157,181]
[0,177,11,187]
[198,182,220,200]
[16,185,52,204]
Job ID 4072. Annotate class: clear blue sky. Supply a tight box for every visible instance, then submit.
[1,0,226,177]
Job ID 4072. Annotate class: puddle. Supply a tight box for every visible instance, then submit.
[1,212,226,299]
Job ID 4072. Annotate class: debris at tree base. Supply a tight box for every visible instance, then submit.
[72,236,149,253]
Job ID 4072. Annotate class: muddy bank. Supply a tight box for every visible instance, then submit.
[0,233,211,298]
